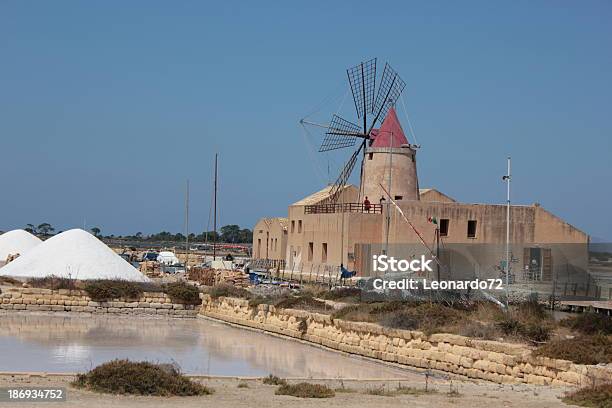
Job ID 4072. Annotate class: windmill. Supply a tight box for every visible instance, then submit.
[300,58,407,203]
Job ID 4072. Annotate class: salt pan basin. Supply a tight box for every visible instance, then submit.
[0,313,412,378]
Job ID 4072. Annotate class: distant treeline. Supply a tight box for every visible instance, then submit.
[23,223,253,244]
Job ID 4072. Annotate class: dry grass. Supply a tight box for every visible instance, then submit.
[0,276,22,286]
[275,382,335,398]
[561,313,612,335]
[563,382,612,408]
[206,283,251,299]
[27,276,76,290]
[533,334,611,365]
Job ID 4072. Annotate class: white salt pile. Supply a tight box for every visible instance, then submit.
[0,229,149,282]
[0,229,42,263]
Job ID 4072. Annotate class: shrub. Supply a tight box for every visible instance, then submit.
[206,283,251,299]
[72,360,212,396]
[27,276,76,290]
[237,381,249,388]
[275,382,335,398]
[497,317,551,342]
[83,280,144,301]
[534,334,611,365]
[561,313,612,335]
[262,374,287,386]
[563,382,612,408]
[164,282,201,305]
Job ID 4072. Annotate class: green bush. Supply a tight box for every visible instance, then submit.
[83,280,144,301]
[275,382,335,398]
[534,334,611,365]
[164,282,201,305]
[563,382,612,408]
[73,360,212,396]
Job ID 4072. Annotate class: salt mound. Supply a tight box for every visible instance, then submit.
[0,229,149,282]
[0,229,42,263]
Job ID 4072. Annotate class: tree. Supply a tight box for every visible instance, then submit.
[220,224,241,243]
[37,223,54,235]
[238,228,253,243]
[135,232,143,239]
[25,224,37,234]
[90,227,101,237]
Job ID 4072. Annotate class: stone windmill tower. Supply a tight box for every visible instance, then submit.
[361,107,419,202]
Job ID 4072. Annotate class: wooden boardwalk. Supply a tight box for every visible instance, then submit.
[559,300,612,315]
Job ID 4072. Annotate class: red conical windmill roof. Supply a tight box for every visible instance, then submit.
[370,107,409,148]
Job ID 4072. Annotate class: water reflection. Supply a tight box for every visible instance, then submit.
[0,314,412,378]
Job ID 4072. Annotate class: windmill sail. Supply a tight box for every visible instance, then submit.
[319,114,362,152]
[347,58,376,120]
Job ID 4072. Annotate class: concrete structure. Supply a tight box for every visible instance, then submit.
[254,108,589,288]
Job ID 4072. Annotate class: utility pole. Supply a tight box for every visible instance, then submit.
[503,156,512,309]
[184,179,189,269]
[436,227,440,281]
[384,131,394,258]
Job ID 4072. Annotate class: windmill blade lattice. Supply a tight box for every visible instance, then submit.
[328,141,365,203]
[347,58,377,120]
[372,63,406,127]
[319,114,362,152]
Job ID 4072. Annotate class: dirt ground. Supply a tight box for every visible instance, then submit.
[0,373,578,408]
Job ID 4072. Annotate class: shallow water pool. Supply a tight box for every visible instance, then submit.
[0,313,413,378]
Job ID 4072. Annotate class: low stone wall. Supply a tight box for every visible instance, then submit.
[200,295,612,387]
[0,287,198,317]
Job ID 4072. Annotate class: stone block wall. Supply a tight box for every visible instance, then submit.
[0,287,198,317]
[200,295,611,386]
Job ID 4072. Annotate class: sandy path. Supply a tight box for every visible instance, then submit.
[0,374,575,408]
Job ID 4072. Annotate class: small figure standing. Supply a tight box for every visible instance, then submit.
[363,196,371,212]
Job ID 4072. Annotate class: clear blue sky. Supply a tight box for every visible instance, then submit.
[1,1,610,239]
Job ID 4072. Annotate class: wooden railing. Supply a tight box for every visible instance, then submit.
[304,203,383,214]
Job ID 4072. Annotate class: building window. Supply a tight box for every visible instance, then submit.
[394,195,403,200]
[291,220,295,233]
[298,220,303,233]
[308,242,313,262]
[467,220,477,238]
[368,153,373,160]
[411,154,415,162]
[439,219,449,236]
[322,243,328,263]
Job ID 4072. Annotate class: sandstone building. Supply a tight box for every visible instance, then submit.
[253,109,588,287]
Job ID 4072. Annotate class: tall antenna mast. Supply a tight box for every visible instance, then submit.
[185,179,190,268]
[213,153,218,260]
